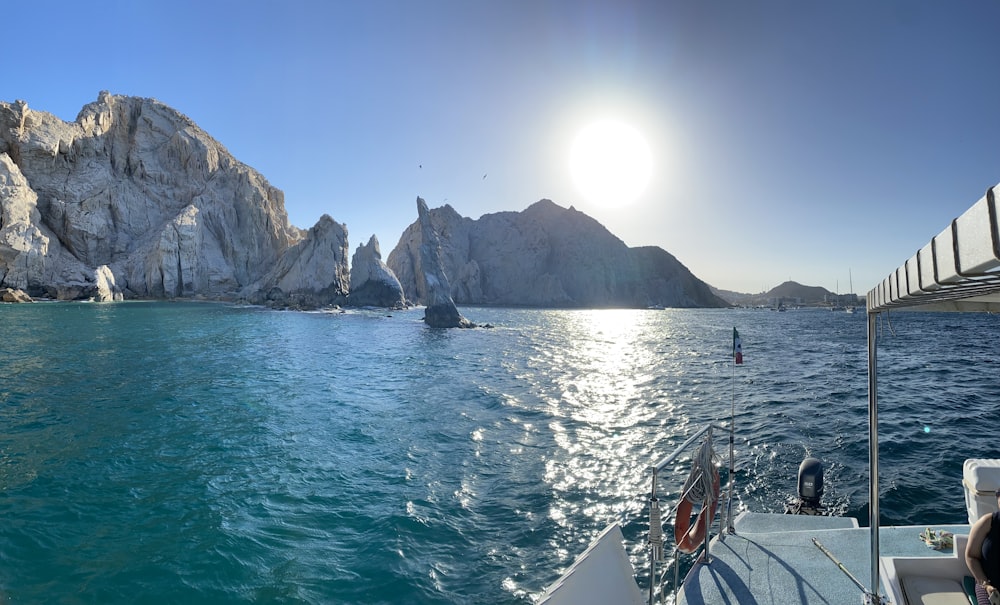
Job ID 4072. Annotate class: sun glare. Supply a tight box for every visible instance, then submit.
[569,119,653,208]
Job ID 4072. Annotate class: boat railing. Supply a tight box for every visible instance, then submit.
[645,422,732,605]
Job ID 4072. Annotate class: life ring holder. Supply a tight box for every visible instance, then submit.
[673,455,721,554]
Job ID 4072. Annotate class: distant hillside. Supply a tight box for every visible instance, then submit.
[713,281,860,307]
[768,281,832,303]
[712,287,755,306]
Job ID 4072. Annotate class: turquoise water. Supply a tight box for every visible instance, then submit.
[0,302,995,603]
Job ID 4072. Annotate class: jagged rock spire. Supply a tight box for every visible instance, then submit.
[415,197,474,328]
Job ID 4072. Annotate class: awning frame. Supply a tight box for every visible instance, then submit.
[864,184,1000,603]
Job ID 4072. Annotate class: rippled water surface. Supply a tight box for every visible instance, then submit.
[0,302,996,603]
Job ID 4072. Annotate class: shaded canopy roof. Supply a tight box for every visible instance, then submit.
[867,185,1000,313]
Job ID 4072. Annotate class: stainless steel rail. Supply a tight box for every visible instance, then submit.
[645,423,729,605]
[649,424,726,474]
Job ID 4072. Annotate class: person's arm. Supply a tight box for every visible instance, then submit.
[967,514,996,593]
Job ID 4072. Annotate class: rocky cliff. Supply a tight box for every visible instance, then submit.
[0,92,349,306]
[387,199,729,309]
[1,93,729,311]
[347,235,405,308]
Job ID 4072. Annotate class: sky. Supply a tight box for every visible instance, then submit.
[7,0,1000,295]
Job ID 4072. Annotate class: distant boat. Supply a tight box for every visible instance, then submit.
[845,269,857,312]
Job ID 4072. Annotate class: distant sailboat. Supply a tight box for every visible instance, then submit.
[831,280,843,311]
[846,270,856,313]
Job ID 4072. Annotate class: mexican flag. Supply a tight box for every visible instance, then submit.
[733,328,743,365]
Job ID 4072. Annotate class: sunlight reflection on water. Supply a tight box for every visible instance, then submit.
[0,303,991,604]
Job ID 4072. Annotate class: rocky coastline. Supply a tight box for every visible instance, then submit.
[0,93,727,316]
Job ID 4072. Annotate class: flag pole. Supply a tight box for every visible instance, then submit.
[727,328,738,534]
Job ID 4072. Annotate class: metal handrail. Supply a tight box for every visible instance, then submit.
[645,423,730,605]
[649,423,727,474]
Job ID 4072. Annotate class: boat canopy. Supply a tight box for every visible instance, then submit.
[864,182,1000,604]
[867,186,1000,313]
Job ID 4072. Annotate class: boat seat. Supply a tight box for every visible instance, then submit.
[901,576,973,605]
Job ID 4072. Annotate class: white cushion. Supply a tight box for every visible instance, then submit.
[900,575,971,605]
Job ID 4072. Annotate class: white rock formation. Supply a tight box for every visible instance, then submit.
[348,235,405,307]
[246,214,350,308]
[93,265,123,302]
[0,287,32,302]
[0,92,349,306]
[0,153,51,290]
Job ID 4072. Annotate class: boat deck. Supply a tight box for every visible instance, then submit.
[677,512,970,604]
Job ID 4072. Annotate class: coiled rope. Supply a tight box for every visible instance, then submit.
[648,497,664,561]
[681,438,717,505]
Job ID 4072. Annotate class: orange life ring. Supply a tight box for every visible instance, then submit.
[674,466,720,554]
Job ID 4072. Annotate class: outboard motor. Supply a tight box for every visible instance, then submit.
[786,457,825,515]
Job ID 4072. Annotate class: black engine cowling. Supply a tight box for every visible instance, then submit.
[798,457,824,504]
[786,457,825,515]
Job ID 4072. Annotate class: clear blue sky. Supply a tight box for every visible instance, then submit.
[8,0,1000,295]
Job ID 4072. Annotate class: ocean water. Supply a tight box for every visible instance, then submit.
[0,302,996,604]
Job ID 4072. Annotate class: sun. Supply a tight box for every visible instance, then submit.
[569,119,653,208]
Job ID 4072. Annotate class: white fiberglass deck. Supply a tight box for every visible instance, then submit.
[678,512,969,605]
